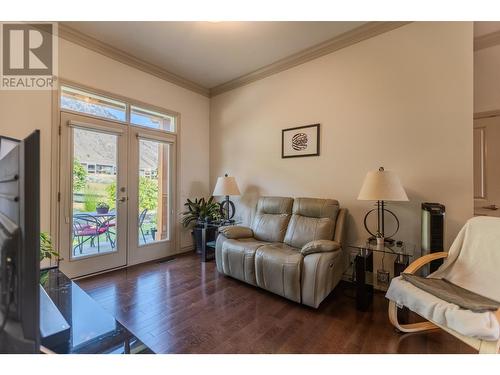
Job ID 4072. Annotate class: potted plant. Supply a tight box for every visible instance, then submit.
[181,197,221,253]
[96,202,110,214]
[40,232,59,262]
[40,232,60,285]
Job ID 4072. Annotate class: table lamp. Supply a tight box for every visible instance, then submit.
[212,174,241,221]
[357,167,408,242]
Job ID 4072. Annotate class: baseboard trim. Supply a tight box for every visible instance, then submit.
[73,248,197,281]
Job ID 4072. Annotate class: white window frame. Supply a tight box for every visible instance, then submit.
[50,79,182,270]
[59,83,179,134]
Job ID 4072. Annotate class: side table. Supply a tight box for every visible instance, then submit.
[348,240,420,312]
[200,223,218,262]
[200,220,238,262]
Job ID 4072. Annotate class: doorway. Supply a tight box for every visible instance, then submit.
[58,95,177,278]
[473,115,500,217]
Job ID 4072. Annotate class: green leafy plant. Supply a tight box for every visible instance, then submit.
[73,159,88,192]
[96,202,110,210]
[106,182,116,210]
[40,232,59,286]
[40,232,59,262]
[106,177,159,211]
[181,197,221,228]
[139,176,159,211]
[83,188,98,212]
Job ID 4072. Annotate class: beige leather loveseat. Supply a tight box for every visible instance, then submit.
[215,197,348,308]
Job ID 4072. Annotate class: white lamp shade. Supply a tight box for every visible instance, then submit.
[212,176,241,196]
[357,168,409,201]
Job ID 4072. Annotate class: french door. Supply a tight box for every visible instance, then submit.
[474,116,500,217]
[127,127,176,266]
[58,111,176,278]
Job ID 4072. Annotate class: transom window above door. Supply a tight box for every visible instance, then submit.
[61,86,127,122]
[130,106,175,132]
[60,84,177,133]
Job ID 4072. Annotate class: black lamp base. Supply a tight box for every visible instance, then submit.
[220,196,236,220]
[363,200,400,240]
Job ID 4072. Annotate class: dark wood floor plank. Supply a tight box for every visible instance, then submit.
[77,252,475,354]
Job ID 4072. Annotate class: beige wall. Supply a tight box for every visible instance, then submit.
[210,22,474,248]
[0,22,474,256]
[0,37,210,250]
[0,91,52,230]
[474,44,500,113]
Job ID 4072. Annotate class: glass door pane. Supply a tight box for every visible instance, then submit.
[127,130,175,266]
[59,111,127,279]
[72,127,118,258]
[138,139,169,246]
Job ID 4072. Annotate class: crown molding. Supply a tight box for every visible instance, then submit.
[209,21,411,97]
[474,109,500,119]
[474,30,500,51]
[58,22,411,99]
[58,24,211,97]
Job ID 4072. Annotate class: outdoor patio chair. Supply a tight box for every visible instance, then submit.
[73,214,110,255]
[101,211,116,249]
[139,208,148,244]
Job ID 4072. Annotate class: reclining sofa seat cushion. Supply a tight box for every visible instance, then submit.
[220,238,270,285]
[219,196,294,285]
[255,243,303,302]
[254,198,340,304]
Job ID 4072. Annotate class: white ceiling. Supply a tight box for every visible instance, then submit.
[63,21,366,88]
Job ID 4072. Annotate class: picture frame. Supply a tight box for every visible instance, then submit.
[281,123,320,158]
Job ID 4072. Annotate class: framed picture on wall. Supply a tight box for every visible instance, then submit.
[281,123,320,158]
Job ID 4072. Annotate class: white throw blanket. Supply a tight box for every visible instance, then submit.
[430,216,500,302]
[386,216,500,341]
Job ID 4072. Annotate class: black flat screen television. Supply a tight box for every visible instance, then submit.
[0,130,40,353]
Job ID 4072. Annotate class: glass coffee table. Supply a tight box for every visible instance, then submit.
[348,240,421,311]
[41,269,154,354]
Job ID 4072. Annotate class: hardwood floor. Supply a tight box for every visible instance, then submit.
[77,252,475,354]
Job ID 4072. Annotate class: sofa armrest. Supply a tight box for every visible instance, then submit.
[218,225,254,239]
[333,208,347,245]
[301,240,341,256]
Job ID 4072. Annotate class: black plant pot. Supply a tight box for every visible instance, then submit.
[192,223,218,254]
[96,207,109,214]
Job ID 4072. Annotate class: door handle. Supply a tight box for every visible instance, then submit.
[118,197,128,203]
